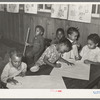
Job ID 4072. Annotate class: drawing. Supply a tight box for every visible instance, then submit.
[51,4,68,19]
[24,4,37,14]
[7,4,19,13]
[0,4,4,11]
[68,4,92,23]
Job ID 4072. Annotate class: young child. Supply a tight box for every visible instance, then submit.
[26,25,45,66]
[30,38,74,72]
[1,49,27,85]
[79,33,100,65]
[62,27,80,60]
[51,28,65,44]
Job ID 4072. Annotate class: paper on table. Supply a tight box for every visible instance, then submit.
[7,75,66,89]
[50,60,90,80]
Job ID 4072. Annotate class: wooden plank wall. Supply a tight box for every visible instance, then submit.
[0,10,100,47]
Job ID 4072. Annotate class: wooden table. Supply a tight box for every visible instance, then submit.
[26,64,100,89]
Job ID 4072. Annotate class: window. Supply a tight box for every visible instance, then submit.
[92,4,100,18]
[38,4,51,12]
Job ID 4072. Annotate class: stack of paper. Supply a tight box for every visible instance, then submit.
[7,75,66,89]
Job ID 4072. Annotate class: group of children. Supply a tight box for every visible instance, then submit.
[1,25,100,87]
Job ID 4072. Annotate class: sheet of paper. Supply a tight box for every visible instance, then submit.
[7,4,19,13]
[24,4,37,14]
[7,75,66,89]
[51,4,68,19]
[68,4,92,23]
[50,60,90,80]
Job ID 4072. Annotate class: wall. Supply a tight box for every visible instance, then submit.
[0,10,100,47]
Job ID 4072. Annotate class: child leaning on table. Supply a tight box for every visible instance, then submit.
[1,49,27,85]
[79,33,100,65]
[30,38,74,72]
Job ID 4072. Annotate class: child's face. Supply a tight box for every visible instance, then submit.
[10,55,22,70]
[57,31,64,40]
[58,44,70,53]
[35,28,41,36]
[87,39,97,49]
[68,32,78,42]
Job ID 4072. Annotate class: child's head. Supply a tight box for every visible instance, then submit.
[87,33,100,49]
[67,27,80,42]
[35,25,44,36]
[58,38,72,53]
[9,49,23,70]
[56,28,65,40]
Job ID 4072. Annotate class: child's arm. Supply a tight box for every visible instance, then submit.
[7,77,18,85]
[43,56,61,68]
[84,60,100,65]
[58,56,74,66]
[19,63,27,77]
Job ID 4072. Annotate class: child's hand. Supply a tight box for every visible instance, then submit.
[55,63,61,68]
[67,61,74,66]
[18,72,25,77]
[7,78,18,85]
[25,42,30,46]
[84,60,91,64]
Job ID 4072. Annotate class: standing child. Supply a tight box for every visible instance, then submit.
[51,28,66,44]
[79,33,100,65]
[1,49,27,85]
[26,25,45,66]
[30,38,74,72]
[62,27,80,60]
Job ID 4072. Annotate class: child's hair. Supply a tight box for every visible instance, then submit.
[9,48,23,59]
[87,33,100,47]
[35,25,44,34]
[67,27,80,39]
[59,38,72,51]
[56,28,65,36]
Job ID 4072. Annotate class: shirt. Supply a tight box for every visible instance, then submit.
[36,44,61,66]
[62,38,79,60]
[1,62,27,83]
[80,45,100,62]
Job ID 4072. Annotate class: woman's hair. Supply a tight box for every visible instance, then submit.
[35,25,44,34]
[59,38,72,51]
[67,27,80,39]
[87,33,100,47]
[56,28,65,36]
[9,48,23,58]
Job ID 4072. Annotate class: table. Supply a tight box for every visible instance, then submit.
[26,64,100,89]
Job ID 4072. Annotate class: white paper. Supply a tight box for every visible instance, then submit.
[51,4,68,19]
[68,4,92,23]
[24,4,37,14]
[7,4,19,13]
[50,60,90,80]
[7,75,66,89]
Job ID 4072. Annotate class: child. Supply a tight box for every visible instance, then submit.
[30,38,74,72]
[26,25,45,66]
[62,27,80,60]
[1,49,27,85]
[79,33,100,65]
[51,28,65,44]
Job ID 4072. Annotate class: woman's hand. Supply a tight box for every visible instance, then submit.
[66,61,74,66]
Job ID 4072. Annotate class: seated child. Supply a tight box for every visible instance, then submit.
[26,25,45,66]
[79,33,100,65]
[62,27,80,60]
[30,38,74,72]
[1,49,27,85]
[51,28,66,44]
